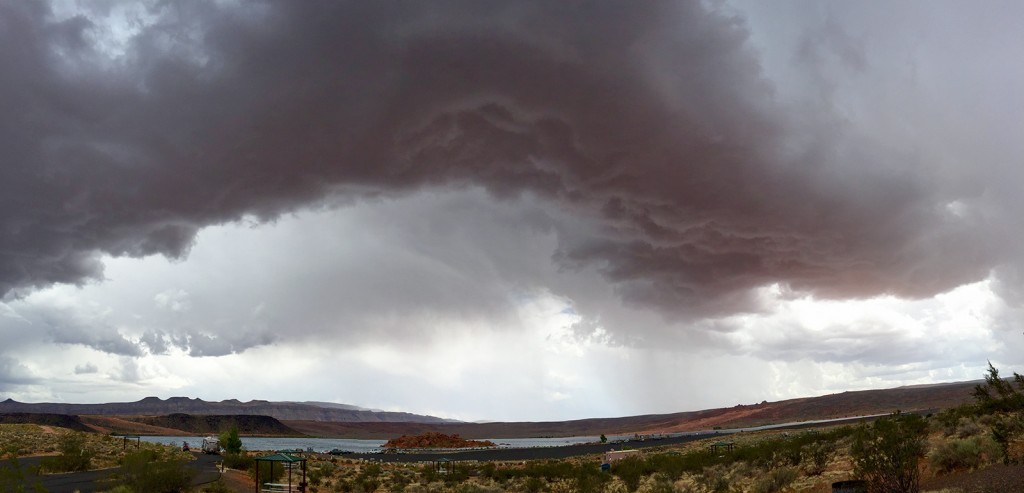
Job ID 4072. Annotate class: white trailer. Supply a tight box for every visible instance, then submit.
[201,436,220,454]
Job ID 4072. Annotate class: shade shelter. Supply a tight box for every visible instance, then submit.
[431,457,457,475]
[119,435,141,450]
[709,441,735,454]
[254,453,307,492]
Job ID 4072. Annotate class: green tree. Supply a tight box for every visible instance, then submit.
[850,412,927,493]
[218,426,243,455]
[600,434,608,444]
[972,361,1024,413]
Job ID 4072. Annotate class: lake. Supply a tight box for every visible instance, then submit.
[140,435,636,453]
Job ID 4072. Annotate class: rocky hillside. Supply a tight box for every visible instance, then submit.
[383,432,496,449]
[135,413,300,436]
[0,413,93,432]
[0,397,450,423]
[287,380,979,438]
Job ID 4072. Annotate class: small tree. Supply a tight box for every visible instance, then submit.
[600,434,608,444]
[219,426,243,455]
[851,412,927,493]
[972,361,1024,413]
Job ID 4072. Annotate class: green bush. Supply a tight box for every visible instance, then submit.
[803,440,834,475]
[750,466,797,493]
[956,418,983,438]
[930,435,1001,473]
[223,452,253,471]
[253,459,286,486]
[697,464,732,493]
[41,432,94,472]
[309,461,337,487]
[850,412,927,493]
[119,449,193,493]
[637,473,675,493]
[991,413,1024,465]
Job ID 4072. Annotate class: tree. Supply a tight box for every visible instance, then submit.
[600,434,608,444]
[972,361,1024,413]
[219,426,243,455]
[850,412,927,493]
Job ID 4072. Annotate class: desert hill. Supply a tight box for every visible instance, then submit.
[0,396,448,423]
[1,412,300,436]
[0,412,93,432]
[0,380,981,438]
[285,380,979,438]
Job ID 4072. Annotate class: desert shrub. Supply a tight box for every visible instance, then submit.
[389,470,413,493]
[991,413,1024,465]
[956,418,983,438]
[803,440,835,475]
[353,463,383,492]
[850,412,927,493]
[935,407,970,436]
[602,477,631,493]
[698,464,732,493]
[119,449,193,493]
[253,459,286,485]
[635,473,675,493]
[930,435,1001,473]
[103,486,135,493]
[454,482,503,493]
[223,451,254,470]
[612,456,651,491]
[523,476,544,493]
[309,461,337,487]
[41,432,94,472]
[750,466,797,493]
[333,478,354,492]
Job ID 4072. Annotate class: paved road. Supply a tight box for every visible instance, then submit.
[2,451,221,493]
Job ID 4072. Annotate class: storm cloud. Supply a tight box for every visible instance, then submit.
[2,1,1024,416]
[2,0,1018,321]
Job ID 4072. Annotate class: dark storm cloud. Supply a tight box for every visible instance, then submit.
[0,1,1012,318]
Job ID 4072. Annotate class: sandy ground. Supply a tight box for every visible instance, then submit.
[221,468,255,493]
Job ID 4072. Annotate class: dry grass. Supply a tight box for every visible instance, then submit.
[0,424,191,470]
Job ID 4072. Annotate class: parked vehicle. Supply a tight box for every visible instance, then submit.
[201,436,220,454]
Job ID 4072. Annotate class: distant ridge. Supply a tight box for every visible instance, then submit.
[0,412,92,432]
[0,397,451,423]
[286,379,981,439]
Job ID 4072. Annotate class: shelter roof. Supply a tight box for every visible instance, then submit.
[256,453,305,463]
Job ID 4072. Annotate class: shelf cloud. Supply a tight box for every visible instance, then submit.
[1,0,1023,418]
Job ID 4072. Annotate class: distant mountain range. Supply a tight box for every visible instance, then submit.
[0,396,454,423]
[0,379,984,439]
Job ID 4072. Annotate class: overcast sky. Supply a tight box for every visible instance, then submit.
[1,0,1023,422]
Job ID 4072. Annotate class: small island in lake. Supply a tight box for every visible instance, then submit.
[383,432,497,449]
